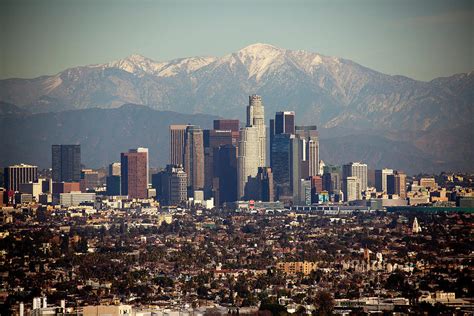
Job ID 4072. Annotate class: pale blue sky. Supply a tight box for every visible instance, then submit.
[1,0,472,81]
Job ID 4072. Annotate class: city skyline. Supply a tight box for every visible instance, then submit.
[1,1,473,314]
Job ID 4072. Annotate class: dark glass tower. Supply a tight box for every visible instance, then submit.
[52,144,81,182]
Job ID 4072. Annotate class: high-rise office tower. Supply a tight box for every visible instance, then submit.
[170,125,188,166]
[237,95,267,200]
[121,149,148,199]
[106,175,121,196]
[309,175,323,204]
[387,171,407,198]
[322,165,341,194]
[237,127,260,200]
[247,95,266,167]
[131,147,149,186]
[203,129,235,197]
[4,164,38,192]
[269,111,295,165]
[343,162,368,193]
[158,165,188,205]
[257,167,274,202]
[295,125,320,177]
[298,179,312,206]
[375,168,393,192]
[184,125,204,191]
[271,133,302,202]
[106,162,121,196]
[343,176,361,201]
[214,144,238,205]
[52,145,81,182]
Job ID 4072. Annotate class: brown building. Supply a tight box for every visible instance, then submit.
[80,169,99,191]
[169,125,188,166]
[184,126,204,191]
[121,149,148,199]
[52,182,81,195]
[420,177,437,190]
[213,119,240,132]
[387,171,407,198]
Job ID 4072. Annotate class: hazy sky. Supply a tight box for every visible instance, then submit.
[1,0,472,81]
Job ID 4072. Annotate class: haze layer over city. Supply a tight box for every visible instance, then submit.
[1,0,473,315]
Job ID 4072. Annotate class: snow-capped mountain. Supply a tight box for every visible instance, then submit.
[1,43,472,132]
[0,43,472,172]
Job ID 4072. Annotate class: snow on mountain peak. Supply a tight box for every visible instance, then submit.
[234,43,287,80]
[238,43,283,55]
[108,54,166,75]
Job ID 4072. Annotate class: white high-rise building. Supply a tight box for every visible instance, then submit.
[343,162,368,193]
[343,176,360,201]
[237,127,260,200]
[247,95,266,167]
[237,95,267,200]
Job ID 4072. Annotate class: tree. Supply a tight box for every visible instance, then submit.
[312,290,334,316]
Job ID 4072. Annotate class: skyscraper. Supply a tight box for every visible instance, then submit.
[342,162,368,194]
[159,164,188,205]
[322,165,341,194]
[237,95,267,200]
[121,149,148,199]
[203,129,235,197]
[257,167,274,202]
[247,95,266,166]
[343,176,361,201]
[214,144,238,205]
[271,134,292,199]
[269,111,295,166]
[106,162,121,196]
[131,147,149,186]
[237,126,260,200]
[295,125,320,177]
[184,125,204,191]
[387,171,407,198]
[375,168,393,192]
[170,125,188,166]
[271,133,302,202]
[52,144,81,182]
[4,164,38,192]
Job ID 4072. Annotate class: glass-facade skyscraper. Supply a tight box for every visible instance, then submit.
[52,144,81,182]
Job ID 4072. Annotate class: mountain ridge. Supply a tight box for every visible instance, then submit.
[0,43,472,172]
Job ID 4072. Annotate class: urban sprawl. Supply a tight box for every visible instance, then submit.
[1,95,473,315]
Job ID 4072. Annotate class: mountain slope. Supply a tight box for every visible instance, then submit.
[1,43,472,132]
[0,105,218,169]
[0,43,472,172]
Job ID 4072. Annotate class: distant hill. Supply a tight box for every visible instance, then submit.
[0,101,28,116]
[0,104,218,169]
[0,105,472,174]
